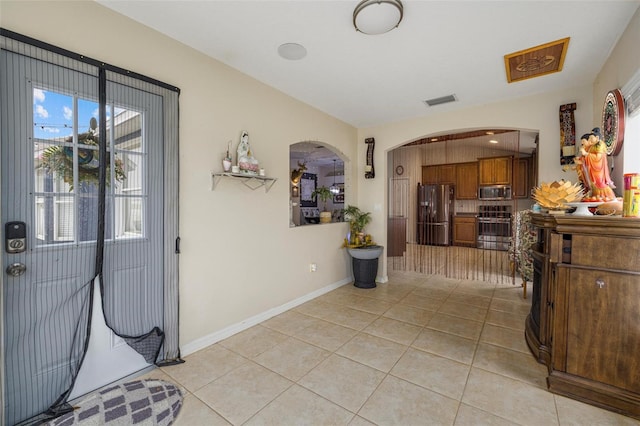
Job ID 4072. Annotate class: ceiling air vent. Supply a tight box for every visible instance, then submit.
[423,94,457,107]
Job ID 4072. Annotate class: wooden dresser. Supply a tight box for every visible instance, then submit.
[527,214,640,419]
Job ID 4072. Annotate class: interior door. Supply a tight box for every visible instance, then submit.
[1,50,162,424]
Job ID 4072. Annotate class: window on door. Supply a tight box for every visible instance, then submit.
[32,87,146,245]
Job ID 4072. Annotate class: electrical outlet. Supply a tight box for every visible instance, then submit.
[309,263,317,272]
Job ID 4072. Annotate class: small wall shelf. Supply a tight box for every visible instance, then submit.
[211,172,277,193]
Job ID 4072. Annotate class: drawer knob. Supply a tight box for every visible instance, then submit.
[595,278,606,289]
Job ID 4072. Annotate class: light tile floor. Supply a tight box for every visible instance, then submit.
[140,270,640,425]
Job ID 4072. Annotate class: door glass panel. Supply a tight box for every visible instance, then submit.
[113,109,143,153]
[33,87,78,246]
[33,89,74,143]
[110,106,144,240]
[33,86,137,245]
[114,196,143,238]
[35,142,73,193]
[34,195,75,243]
[117,152,143,192]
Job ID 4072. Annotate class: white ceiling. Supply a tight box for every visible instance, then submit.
[98,0,638,129]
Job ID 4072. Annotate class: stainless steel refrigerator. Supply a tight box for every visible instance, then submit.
[417,184,454,245]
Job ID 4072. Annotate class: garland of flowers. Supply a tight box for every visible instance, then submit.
[41,128,126,190]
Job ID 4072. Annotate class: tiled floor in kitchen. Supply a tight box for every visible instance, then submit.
[141,269,639,425]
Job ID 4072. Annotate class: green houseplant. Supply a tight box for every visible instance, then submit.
[312,186,333,223]
[343,205,374,247]
[342,205,383,289]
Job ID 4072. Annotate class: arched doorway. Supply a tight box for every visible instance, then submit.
[387,128,538,290]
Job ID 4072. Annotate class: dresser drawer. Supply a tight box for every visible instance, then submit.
[570,235,640,272]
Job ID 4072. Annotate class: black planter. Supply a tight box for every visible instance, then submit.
[347,246,383,289]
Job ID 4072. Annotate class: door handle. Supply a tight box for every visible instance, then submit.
[6,263,26,277]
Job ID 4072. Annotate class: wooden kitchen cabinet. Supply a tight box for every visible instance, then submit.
[438,164,456,184]
[453,215,477,247]
[513,157,530,198]
[422,164,456,185]
[422,165,439,184]
[478,156,512,186]
[533,215,640,419]
[455,162,478,199]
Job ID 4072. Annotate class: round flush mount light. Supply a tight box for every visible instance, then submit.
[278,43,307,60]
[353,0,403,35]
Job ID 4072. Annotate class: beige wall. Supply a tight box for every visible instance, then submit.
[0,1,357,350]
[593,6,640,184]
[2,1,638,353]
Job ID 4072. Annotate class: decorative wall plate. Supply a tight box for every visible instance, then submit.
[601,89,625,156]
[395,165,404,176]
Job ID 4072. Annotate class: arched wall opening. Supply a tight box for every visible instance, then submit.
[290,141,349,227]
[386,127,539,292]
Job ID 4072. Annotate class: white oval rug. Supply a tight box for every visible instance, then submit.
[47,379,183,425]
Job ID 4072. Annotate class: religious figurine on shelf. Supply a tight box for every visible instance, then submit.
[576,127,616,201]
[236,130,259,174]
[236,131,250,164]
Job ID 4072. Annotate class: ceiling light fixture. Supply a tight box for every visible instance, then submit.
[489,140,499,144]
[278,43,307,60]
[353,0,403,35]
[330,159,340,195]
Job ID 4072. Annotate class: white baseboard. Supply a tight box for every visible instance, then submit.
[180,278,352,356]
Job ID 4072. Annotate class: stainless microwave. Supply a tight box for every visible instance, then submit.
[478,185,512,200]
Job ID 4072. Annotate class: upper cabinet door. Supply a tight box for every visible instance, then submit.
[494,156,513,185]
[422,165,439,184]
[456,162,478,199]
[422,164,457,185]
[439,164,457,185]
[478,156,513,186]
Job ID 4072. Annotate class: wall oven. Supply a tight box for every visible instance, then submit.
[477,205,512,251]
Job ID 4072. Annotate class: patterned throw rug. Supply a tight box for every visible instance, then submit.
[47,379,183,426]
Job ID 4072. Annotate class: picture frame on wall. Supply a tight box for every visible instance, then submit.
[333,184,344,204]
[300,173,317,207]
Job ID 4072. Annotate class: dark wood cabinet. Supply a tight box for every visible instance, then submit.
[455,162,478,199]
[422,165,438,184]
[422,164,456,185]
[529,215,640,419]
[439,164,456,184]
[560,268,639,393]
[452,216,477,247]
[478,156,512,186]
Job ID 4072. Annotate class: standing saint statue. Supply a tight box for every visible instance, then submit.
[576,127,616,201]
